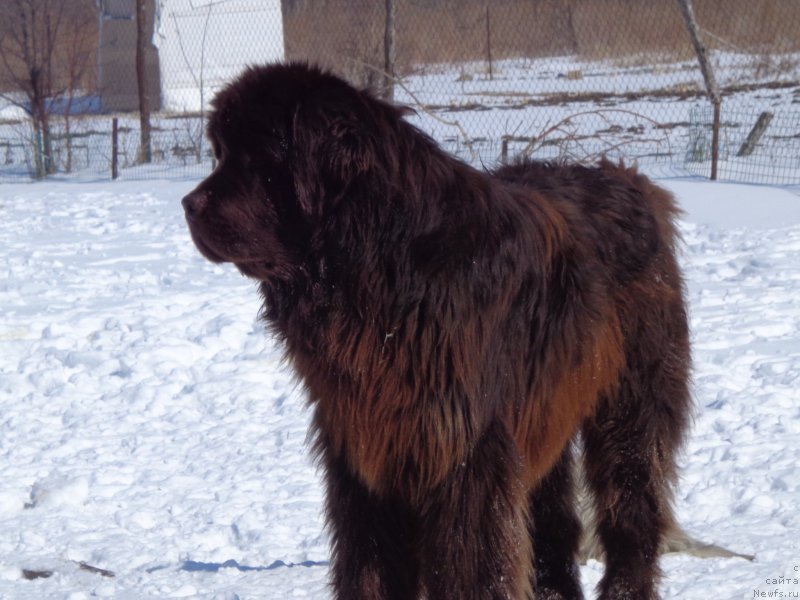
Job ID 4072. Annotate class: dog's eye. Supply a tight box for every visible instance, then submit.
[277,135,289,159]
[266,127,288,163]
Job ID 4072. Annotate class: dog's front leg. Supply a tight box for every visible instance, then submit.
[323,451,422,600]
[419,420,532,600]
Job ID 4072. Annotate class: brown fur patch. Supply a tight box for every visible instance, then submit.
[516,314,625,488]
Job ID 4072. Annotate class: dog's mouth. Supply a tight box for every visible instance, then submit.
[190,232,274,276]
[232,258,276,280]
[189,232,228,264]
[186,222,282,281]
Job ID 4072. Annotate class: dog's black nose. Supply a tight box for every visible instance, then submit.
[182,190,208,222]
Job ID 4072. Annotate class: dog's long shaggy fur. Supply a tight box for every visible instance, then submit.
[182,63,692,600]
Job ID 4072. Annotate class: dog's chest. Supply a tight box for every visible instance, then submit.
[309,362,474,500]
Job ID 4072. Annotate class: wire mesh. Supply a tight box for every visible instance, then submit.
[0,0,798,184]
[686,104,800,185]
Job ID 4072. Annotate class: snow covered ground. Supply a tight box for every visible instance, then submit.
[1,168,799,599]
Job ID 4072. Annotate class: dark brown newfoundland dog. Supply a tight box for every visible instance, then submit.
[182,63,691,600]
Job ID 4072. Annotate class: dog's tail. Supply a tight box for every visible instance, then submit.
[574,459,754,563]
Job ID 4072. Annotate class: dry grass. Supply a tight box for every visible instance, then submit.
[283,0,800,86]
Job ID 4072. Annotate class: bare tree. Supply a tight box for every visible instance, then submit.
[0,0,95,178]
[0,0,61,177]
[170,1,213,162]
[60,4,95,173]
[136,0,152,164]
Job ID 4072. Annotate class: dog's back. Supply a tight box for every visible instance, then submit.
[494,158,682,289]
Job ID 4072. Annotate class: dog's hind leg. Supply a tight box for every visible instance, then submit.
[528,444,584,600]
[581,298,691,600]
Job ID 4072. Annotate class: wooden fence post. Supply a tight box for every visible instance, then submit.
[737,111,773,157]
[677,0,721,180]
[383,0,397,102]
[112,118,119,180]
[486,5,493,80]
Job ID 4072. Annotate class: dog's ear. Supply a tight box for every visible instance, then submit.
[291,99,374,217]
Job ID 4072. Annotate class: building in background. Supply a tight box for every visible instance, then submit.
[155,0,284,113]
[98,0,286,113]
[98,0,162,112]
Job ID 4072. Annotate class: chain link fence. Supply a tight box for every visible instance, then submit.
[1,0,799,184]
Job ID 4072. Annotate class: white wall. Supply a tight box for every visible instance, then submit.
[155,0,284,112]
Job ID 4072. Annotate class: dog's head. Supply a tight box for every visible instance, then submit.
[182,63,404,281]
